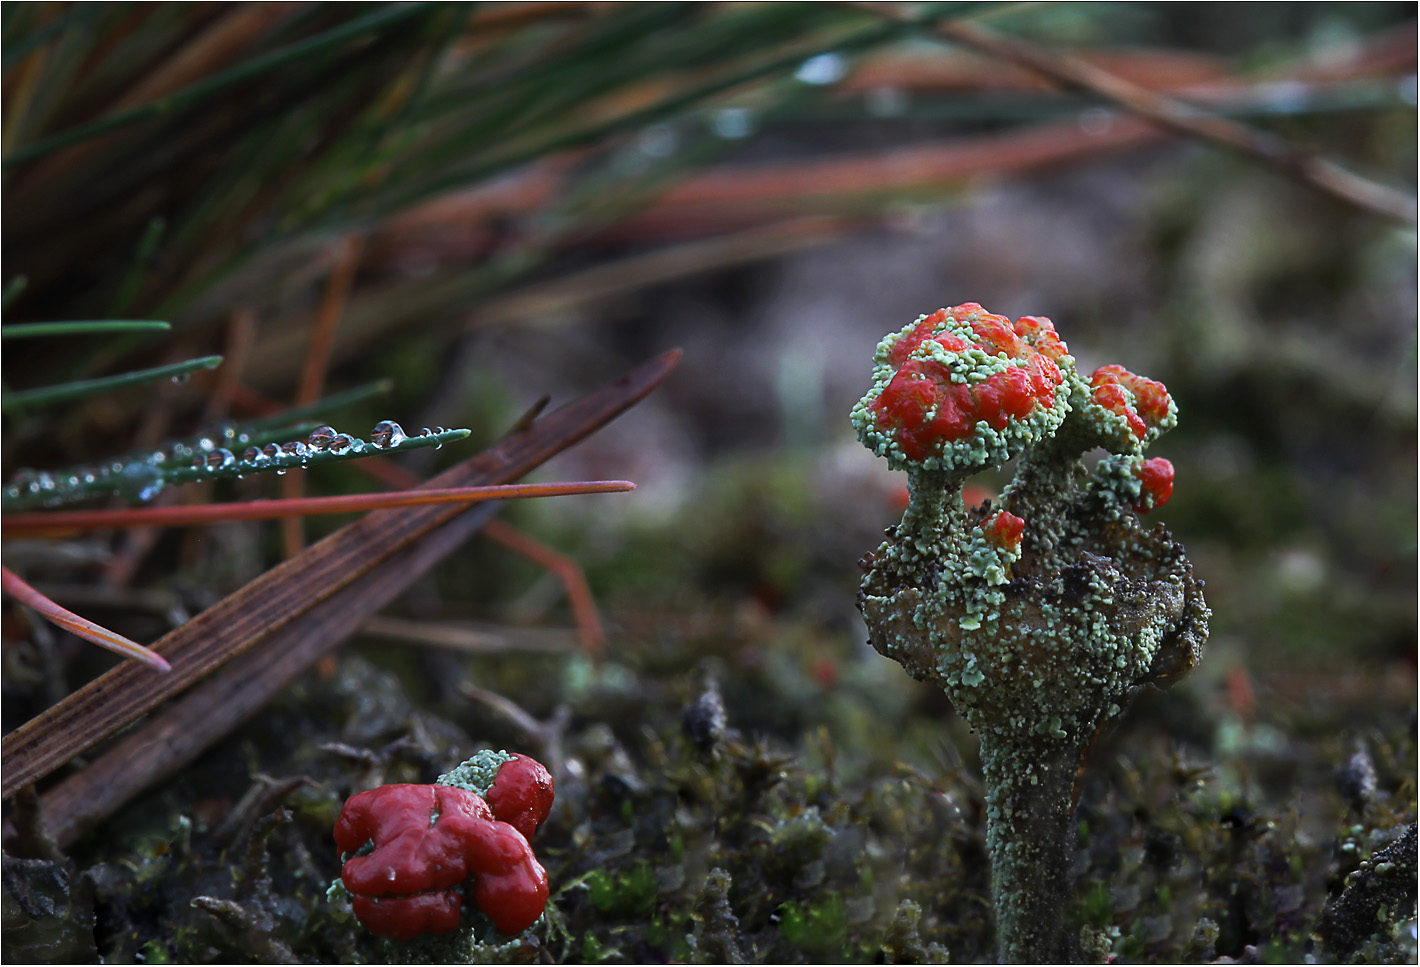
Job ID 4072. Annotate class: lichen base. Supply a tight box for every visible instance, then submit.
[980,731,1084,964]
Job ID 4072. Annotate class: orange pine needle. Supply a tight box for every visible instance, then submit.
[2,567,171,672]
[482,518,606,657]
[2,481,635,537]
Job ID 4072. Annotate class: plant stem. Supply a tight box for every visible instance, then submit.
[978,730,1084,964]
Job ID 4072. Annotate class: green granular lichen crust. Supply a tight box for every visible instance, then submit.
[436,749,516,796]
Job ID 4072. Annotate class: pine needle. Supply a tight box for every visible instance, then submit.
[3,481,636,536]
[2,566,171,672]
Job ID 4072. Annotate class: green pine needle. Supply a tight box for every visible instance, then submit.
[2,355,222,411]
[3,320,172,339]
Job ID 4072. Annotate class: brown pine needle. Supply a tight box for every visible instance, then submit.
[1,481,636,537]
[2,566,171,672]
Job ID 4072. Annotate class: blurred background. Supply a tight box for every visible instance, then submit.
[3,3,1416,963]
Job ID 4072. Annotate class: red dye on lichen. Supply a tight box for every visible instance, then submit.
[1090,365,1172,440]
[1134,457,1175,513]
[1013,315,1070,361]
[485,756,555,842]
[870,308,1064,462]
[981,510,1025,551]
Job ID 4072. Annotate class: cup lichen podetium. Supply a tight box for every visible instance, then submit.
[851,304,1209,963]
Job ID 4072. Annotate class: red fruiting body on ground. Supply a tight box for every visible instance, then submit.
[870,308,1065,463]
[981,510,1025,551]
[460,819,551,935]
[1090,365,1172,440]
[334,781,550,940]
[1134,457,1175,513]
[335,784,491,941]
[351,891,463,942]
[485,755,555,842]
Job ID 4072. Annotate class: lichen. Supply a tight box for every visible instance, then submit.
[438,750,517,797]
[853,304,1210,962]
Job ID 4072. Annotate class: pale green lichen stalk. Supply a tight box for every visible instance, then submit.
[853,304,1208,963]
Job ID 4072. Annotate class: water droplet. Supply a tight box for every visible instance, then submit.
[286,441,310,459]
[276,468,287,476]
[242,446,263,463]
[307,426,338,451]
[198,437,216,452]
[208,449,235,470]
[262,443,282,461]
[370,420,406,450]
[37,472,56,491]
[170,372,190,385]
[117,462,164,503]
[795,52,846,86]
[329,433,354,454]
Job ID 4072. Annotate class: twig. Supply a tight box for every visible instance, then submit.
[359,615,578,654]
[5,350,681,844]
[459,682,571,782]
[203,307,258,424]
[284,237,363,557]
[857,4,1416,224]
[482,518,606,656]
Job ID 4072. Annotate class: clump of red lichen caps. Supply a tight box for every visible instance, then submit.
[332,752,555,943]
[851,304,1072,477]
[1082,364,1176,452]
[1132,457,1175,513]
[333,783,549,941]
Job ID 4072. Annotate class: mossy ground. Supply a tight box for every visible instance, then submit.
[4,545,1413,963]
